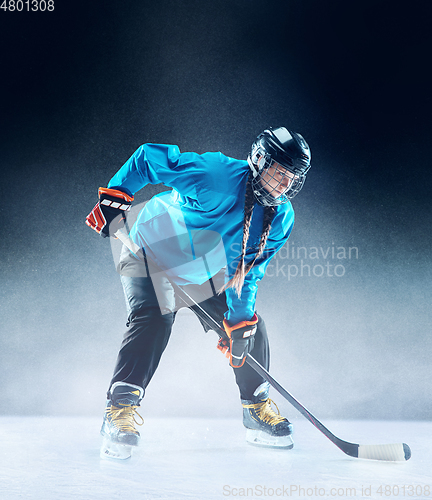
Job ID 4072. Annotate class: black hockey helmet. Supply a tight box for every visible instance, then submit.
[248,127,311,206]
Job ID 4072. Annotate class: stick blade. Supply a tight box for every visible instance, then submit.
[358,442,411,461]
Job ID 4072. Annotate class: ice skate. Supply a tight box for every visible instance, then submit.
[100,382,144,460]
[242,382,294,449]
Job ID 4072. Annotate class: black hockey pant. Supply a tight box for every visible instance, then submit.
[109,246,270,401]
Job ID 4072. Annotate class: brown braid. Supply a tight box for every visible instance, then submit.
[220,174,275,298]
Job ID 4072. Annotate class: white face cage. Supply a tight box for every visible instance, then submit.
[248,148,306,206]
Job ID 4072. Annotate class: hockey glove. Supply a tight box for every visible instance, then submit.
[86,187,134,238]
[222,313,258,368]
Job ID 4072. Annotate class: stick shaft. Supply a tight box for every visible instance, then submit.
[115,229,356,453]
[113,229,410,461]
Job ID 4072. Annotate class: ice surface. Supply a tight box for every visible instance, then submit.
[0,418,430,500]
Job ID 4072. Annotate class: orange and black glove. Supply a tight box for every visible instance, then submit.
[86,187,134,238]
[222,313,258,368]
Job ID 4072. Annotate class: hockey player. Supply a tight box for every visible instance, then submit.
[86,127,311,459]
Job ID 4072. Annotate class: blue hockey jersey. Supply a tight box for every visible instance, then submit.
[107,143,294,325]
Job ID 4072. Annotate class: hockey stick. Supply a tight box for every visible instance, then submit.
[114,229,411,462]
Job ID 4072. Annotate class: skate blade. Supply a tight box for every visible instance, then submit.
[100,437,133,460]
[246,429,294,449]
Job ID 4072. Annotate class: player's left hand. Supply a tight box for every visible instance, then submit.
[86,187,134,238]
[222,314,258,368]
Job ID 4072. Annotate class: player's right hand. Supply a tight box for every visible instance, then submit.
[85,187,134,238]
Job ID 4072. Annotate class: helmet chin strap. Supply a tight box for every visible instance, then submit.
[247,156,260,178]
[252,179,286,207]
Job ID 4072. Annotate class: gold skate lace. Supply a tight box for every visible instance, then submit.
[106,405,144,433]
[242,398,286,426]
